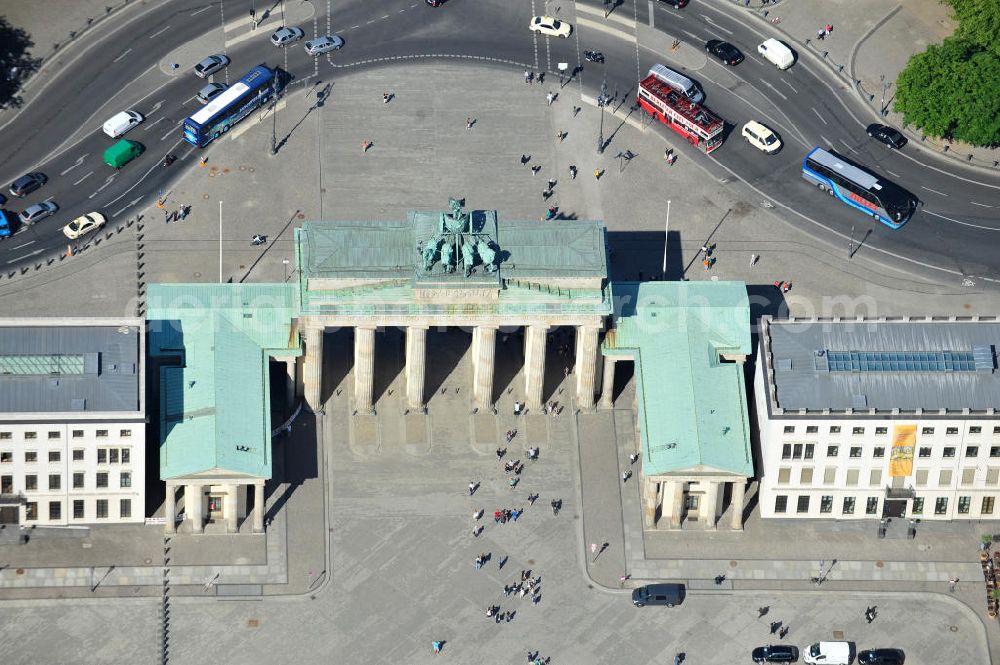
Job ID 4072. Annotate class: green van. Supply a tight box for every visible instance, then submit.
[103,139,144,169]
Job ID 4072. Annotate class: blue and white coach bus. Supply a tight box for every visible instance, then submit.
[183,66,275,147]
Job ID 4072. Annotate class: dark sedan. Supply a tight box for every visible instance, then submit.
[752,645,799,663]
[705,39,744,65]
[867,123,907,149]
[858,648,905,665]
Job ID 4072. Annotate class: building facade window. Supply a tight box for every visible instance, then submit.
[24,432,36,440]
[846,469,860,486]
[73,449,84,461]
[799,468,814,485]
[915,469,929,486]
[934,497,949,515]
[121,448,130,463]
[96,430,108,438]
[777,468,791,484]
[0,432,9,440]
[919,447,932,458]
[939,469,953,486]
[25,502,37,520]
[806,426,819,434]
[849,447,862,458]
[73,500,84,519]
[96,500,108,519]
[120,429,131,438]
[873,447,885,458]
[774,496,788,513]
[47,431,60,440]
[995,426,1000,435]
[912,498,924,515]
[961,468,975,485]
[72,472,84,489]
[827,445,839,457]
[796,496,810,513]
[802,444,813,459]
[48,474,60,491]
[120,472,131,488]
[983,497,995,515]
[96,473,108,489]
[865,497,879,515]
[830,426,841,434]
[823,467,836,485]
[970,426,982,435]
[922,427,934,435]
[966,446,979,458]
[24,475,37,490]
[991,447,1000,458]
[947,427,959,435]
[783,426,795,434]
[97,449,107,464]
[820,496,833,513]
[875,427,888,435]
[72,430,84,438]
[120,499,131,519]
[48,450,60,462]
[852,427,865,435]
[109,449,119,464]
[793,444,803,459]
[0,452,10,464]
[48,501,61,520]
[870,469,882,486]
[943,447,956,458]
[24,451,36,463]
[842,497,855,515]
[958,496,971,514]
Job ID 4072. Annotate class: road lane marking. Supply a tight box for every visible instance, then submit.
[73,170,94,186]
[145,117,165,130]
[8,248,45,263]
[781,80,798,94]
[112,197,143,218]
[924,209,1000,231]
[810,107,828,125]
[971,201,993,208]
[59,155,88,175]
[838,140,857,154]
[148,26,171,40]
[820,135,832,146]
[682,30,700,41]
[160,121,182,142]
[702,17,733,35]
[103,138,184,209]
[576,17,637,42]
[11,240,35,250]
[113,49,133,63]
[886,170,901,177]
[189,5,212,16]
[920,185,947,196]
[755,78,787,101]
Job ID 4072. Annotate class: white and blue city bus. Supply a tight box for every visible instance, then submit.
[183,66,275,147]
[802,147,918,229]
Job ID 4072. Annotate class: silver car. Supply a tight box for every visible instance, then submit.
[270,26,304,46]
[197,82,227,104]
[194,54,230,78]
[304,35,344,55]
[19,200,58,225]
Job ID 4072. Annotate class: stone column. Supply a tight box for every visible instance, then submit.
[701,480,719,530]
[643,478,658,528]
[224,483,238,533]
[253,481,265,533]
[575,326,601,409]
[284,358,296,410]
[599,356,616,408]
[406,326,428,409]
[186,484,204,534]
[668,480,684,528]
[164,483,176,534]
[730,479,746,530]
[473,326,497,409]
[524,325,548,410]
[303,326,324,412]
[354,326,376,414]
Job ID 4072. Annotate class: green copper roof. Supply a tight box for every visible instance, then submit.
[147,283,300,480]
[603,281,753,477]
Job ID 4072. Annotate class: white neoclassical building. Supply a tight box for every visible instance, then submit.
[0,318,146,526]
[756,316,1000,522]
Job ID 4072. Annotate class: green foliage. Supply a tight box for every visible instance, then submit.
[894,4,1000,146]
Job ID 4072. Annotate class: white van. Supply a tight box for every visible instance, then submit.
[803,641,851,665]
[742,120,782,153]
[103,110,144,138]
[648,64,704,104]
[757,38,794,70]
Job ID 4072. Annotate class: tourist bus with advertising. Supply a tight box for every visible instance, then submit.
[183,66,275,148]
[802,147,918,229]
[636,64,724,154]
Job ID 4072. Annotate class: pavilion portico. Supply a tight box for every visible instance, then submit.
[294,202,612,414]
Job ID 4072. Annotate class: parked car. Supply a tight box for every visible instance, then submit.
[270,26,304,46]
[529,15,572,38]
[194,54,230,78]
[803,642,851,665]
[197,82,227,104]
[304,35,344,55]
[631,583,685,607]
[18,200,58,225]
[858,649,904,665]
[705,39,744,65]
[9,172,47,197]
[62,212,107,239]
[742,120,782,153]
[866,123,907,149]
[753,645,799,663]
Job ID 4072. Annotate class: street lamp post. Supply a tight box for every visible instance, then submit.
[662,200,671,279]
[879,74,892,117]
[270,96,278,155]
[597,75,608,155]
[848,224,855,259]
[282,258,291,282]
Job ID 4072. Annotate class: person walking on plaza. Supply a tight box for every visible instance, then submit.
[546,91,555,105]
[594,168,602,180]
[569,164,577,179]
[433,641,443,654]
[525,70,532,84]
[469,480,477,495]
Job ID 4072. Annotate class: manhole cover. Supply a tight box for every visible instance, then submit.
[222,168,230,174]
[949,625,958,632]
[239,165,247,171]
[144,558,152,565]
[729,560,738,568]
[15,568,24,575]
[247,619,259,628]
[527,559,535,565]
[297,213,305,219]
[202,193,210,199]
[832,630,844,639]
[248,167,254,173]
[194,272,202,278]
[875,560,884,568]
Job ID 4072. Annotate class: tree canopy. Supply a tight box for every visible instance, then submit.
[893,0,1000,145]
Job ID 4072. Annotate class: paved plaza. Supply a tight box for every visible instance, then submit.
[0,52,998,665]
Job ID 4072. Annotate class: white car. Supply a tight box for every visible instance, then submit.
[529,15,572,38]
[270,26,304,47]
[741,120,782,154]
[63,212,106,239]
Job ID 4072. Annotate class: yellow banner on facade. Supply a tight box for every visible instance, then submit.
[890,424,916,477]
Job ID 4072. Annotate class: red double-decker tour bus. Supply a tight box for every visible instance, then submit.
[637,64,724,154]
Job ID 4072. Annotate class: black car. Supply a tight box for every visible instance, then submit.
[858,648,905,665]
[705,40,744,65]
[631,583,685,607]
[867,123,907,149]
[752,645,799,663]
[425,0,443,5]
[9,172,47,197]
[658,0,689,6]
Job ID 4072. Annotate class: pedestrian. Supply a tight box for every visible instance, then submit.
[770,621,782,634]
[473,525,483,537]
[433,640,443,654]
[514,401,523,415]
[542,189,552,200]
[469,480,476,495]
[703,258,712,271]
[750,253,759,267]
[383,92,390,104]
[497,447,504,460]
[547,178,556,190]
[537,72,544,84]
[629,452,639,464]
[569,164,577,179]
[528,493,538,505]
[622,470,632,483]
[466,117,474,129]
[531,165,541,176]
[475,555,483,570]
[817,28,825,40]
[744,0,749,6]
[782,281,791,293]
[557,130,566,142]
[512,508,521,521]
[573,105,581,117]
[674,654,682,665]
[546,91,555,105]
[510,477,519,489]
[594,168,602,180]
[473,509,483,520]
[825,23,833,35]
[949,576,957,592]
[361,140,372,152]
[525,70,532,84]
[494,510,502,523]
[779,626,789,639]
[521,154,529,166]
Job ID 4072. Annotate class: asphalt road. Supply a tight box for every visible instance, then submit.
[0,0,998,285]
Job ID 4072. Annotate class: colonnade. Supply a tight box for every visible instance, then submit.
[642,477,746,530]
[164,480,265,534]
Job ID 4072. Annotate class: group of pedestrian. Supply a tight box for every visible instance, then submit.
[773,280,792,293]
[504,458,524,474]
[816,23,834,40]
[543,401,562,416]
[523,70,545,85]
[494,508,522,523]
